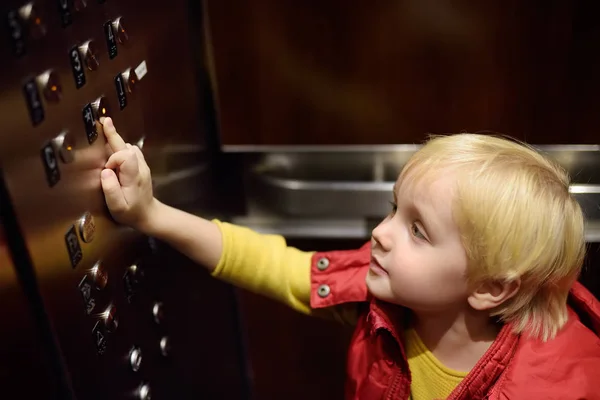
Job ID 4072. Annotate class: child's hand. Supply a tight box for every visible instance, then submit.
[99,117,156,232]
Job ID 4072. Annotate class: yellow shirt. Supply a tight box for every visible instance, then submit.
[405,328,468,399]
[212,221,467,397]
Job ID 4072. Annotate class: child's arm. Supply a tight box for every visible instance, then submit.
[99,117,313,313]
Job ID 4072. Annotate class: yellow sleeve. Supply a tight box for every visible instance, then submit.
[211,220,314,315]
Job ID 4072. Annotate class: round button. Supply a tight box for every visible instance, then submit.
[159,336,170,357]
[112,17,128,45]
[51,130,75,163]
[121,68,138,94]
[152,302,164,324]
[316,257,329,271]
[317,284,331,298]
[91,261,108,290]
[37,70,62,103]
[103,305,118,333]
[78,40,99,71]
[18,3,46,39]
[78,212,96,243]
[129,346,142,372]
[137,382,151,400]
[91,96,110,119]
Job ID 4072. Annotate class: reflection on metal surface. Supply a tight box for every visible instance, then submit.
[247,146,600,221]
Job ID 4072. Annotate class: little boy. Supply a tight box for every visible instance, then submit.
[99,117,600,399]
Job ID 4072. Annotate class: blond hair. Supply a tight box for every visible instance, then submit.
[400,134,586,341]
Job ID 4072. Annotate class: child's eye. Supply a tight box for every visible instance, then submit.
[411,223,427,240]
[388,201,397,215]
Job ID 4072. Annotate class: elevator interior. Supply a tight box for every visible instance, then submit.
[2,1,600,400]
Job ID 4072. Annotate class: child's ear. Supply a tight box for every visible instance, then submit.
[468,278,521,311]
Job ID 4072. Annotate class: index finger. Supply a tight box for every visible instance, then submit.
[101,117,127,152]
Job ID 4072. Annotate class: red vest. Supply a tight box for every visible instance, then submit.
[310,242,600,399]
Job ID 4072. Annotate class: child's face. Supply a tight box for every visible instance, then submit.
[366,173,471,313]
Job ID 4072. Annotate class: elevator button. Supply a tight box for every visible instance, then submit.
[137,383,151,400]
[152,302,164,324]
[79,40,99,71]
[159,336,170,357]
[18,3,46,40]
[111,17,128,45]
[36,70,62,103]
[122,68,138,94]
[91,261,108,290]
[103,305,118,333]
[129,346,143,372]
[78,212,96,243]
[51,130,75,163]
[91,96,110,119]
[103,20,118,59]
[23,77,44,126]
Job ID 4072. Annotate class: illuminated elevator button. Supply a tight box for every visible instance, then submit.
[103,20,117,59]
[78,211,96,243]
[51,130,75,163]
[103,305,118,333]
[36,70,62,103]
[23,77,44,125]
[111,17,128,45]
[137,382,151,400]
[152,302,164,324]
[91,261,108,289]
[129,346,143,372]
[92,96,110,119]
[18,2,46,40]
[159,336,170,357]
